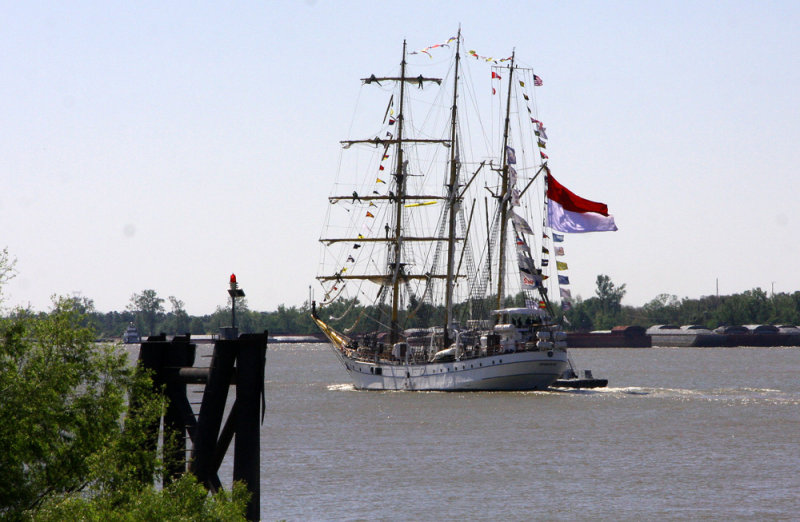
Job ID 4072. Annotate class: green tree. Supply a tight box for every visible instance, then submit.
[0,247,16,306]
[565,296,599,331]
[642,293,680,325]
[0,297,249,519]
[0,250,247,520]
[168,295,190,334]
[770,292,800,324]
[596,274,626,312]
[0,297,122,515]
[593,274,627,329]
[127,289,165,335]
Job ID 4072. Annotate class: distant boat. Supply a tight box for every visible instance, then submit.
[647,324,723,347]
[646,324,800,347]
[566,325,651,348]
[122,323,140,344]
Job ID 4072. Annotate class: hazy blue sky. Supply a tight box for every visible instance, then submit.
[2,1,799,315]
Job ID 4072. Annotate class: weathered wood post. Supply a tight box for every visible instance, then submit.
[234,333,267,521]
[137,333,199,482]
[190,336,237,492]
[162,334,195,481]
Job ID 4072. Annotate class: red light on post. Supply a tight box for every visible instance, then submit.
[225,273,244,336]
[228,274,245,298]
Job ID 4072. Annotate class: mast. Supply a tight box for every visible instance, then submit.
[318,43,447,337]
[496,51,515,310]
[389,41,408,345]
[443,29,462,347]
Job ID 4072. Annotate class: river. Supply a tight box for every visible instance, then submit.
[203,343,800,520]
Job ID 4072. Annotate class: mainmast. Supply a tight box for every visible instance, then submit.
[443,29,462,347]
[389,41,409,345]
[496,51,516,310]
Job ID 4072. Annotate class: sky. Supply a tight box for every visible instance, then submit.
[2,1,799,315]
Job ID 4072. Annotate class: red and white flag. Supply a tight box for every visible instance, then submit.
[546,173,617,233]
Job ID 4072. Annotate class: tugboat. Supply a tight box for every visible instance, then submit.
[552,364,609,389]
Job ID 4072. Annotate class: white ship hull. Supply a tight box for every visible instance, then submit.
[331,345,568,391]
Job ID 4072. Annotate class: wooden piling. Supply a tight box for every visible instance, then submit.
[162,334,196,481]
[135,330,267,521]
[233,333,267,521]
[190,337,237,492]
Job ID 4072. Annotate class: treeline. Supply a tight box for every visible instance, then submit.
[566,277,800,331]
[17,276,800,339]
[47,292,322,339]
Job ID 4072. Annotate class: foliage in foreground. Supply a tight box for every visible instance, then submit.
[0,295,248,520]
[34,475,249,522]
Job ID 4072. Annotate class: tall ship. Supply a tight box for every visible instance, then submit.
[312,32,617,390]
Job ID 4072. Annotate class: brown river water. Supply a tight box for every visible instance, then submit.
[133,342,800,520]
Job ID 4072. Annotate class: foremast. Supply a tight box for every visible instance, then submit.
[496,51,516,310]
[388,41,409,345]
[319,40,446,345]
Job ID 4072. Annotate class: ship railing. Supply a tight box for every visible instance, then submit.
[343,336,558,365]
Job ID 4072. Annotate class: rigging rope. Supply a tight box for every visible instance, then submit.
[329,298,358,321]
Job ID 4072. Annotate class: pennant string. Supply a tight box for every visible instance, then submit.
[409,36,458,57]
